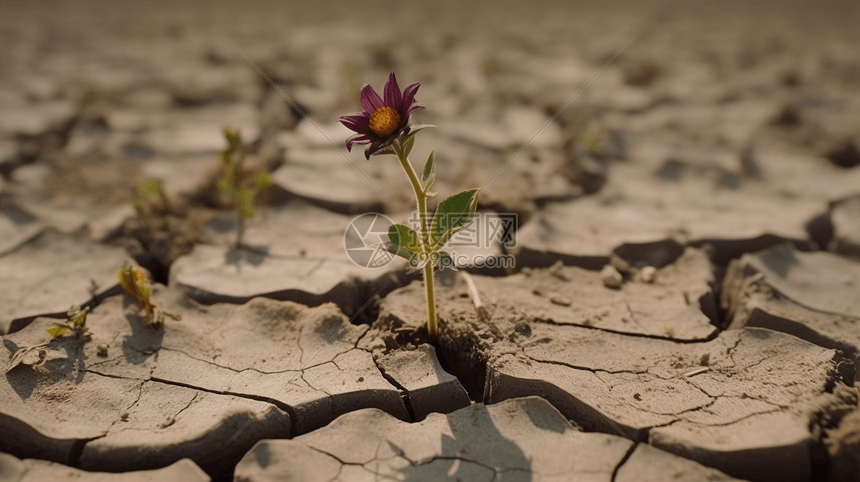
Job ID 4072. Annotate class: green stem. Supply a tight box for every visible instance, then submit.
[394,141,438,339]
[423,263,437,338]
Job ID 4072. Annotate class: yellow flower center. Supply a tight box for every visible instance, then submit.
[368,106,401,137]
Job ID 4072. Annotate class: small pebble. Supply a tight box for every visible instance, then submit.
[639,266,656,283]
[96,344,109,357]
[601,265,623,289]
[548,260,570,281]
[550,295,572,307]
[514,322,531,337]
[609,254,631,274]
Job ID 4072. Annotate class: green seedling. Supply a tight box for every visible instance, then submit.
[90,89,106,103]
[6,306,89,374]
[134,178,170,213]
[570,128,602,153]
[119,263,178,327]
[47,305,91,339]
[132,178,171,245]
[339,73,479,339]
[217,128,271,248]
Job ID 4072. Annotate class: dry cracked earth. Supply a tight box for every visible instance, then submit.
[1,0,860,481]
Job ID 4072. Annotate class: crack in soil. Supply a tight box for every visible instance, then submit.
[621,300,651,334]
[142,376,298,437]
[724,334,744,368]
[68,435,105,469]
[610,442,638,482]
[527,356,650,377]
[529,316,719,343]
[163,391,199,428]
[686,404,783,428]
[414,455,499,478]
[304,444,358,466]
[370,356,417,422]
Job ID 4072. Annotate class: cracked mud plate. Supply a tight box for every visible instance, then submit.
[235,396,744,482]
[722,243,860,375]
[0,230,129,335]
[487,326,853,482]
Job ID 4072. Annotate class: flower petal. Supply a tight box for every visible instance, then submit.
[346,133,372,151]
[401,83,421,112]
[404,102,425,119]
[338,113,371,134]
[364,139,384,160]
[384,72,402,110]
[360,84,384,113]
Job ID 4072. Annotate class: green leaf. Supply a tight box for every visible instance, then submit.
[67,306,88,327]
[582,132,602,153]
[217,173,234,196]
[430,189,479,246]
[388,224,422,253]
[137,179,163,198]
[237,187,255,219]
[384,242,416,261]
[402,135,415,158]
[47,323,69,339]
[224,128,242,150]
[422,150,435,182]
[421,150,436,194]
[255,169,272,192]
[422,174,436,195]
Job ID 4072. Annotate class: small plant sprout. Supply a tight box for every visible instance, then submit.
[119,264,153,314]
[134,178,170,214]
[6,306,89,373]
[570,127,602,153]
[47,305,91,339]
[89,88,106,103]
[339,73,480,339]
[132,178,171,244]
[118,263,178,327]
[217,128,272,248]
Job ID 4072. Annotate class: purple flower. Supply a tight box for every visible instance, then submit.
[339,72,424,159]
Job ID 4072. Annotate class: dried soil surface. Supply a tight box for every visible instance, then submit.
[2,0,860,481]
